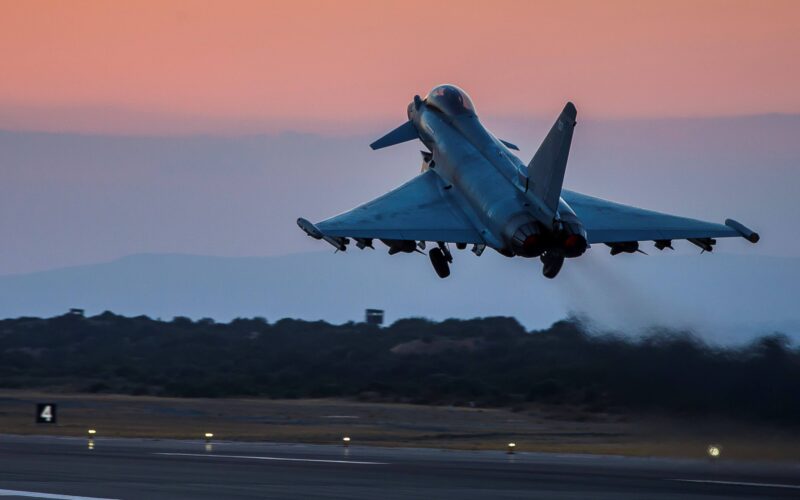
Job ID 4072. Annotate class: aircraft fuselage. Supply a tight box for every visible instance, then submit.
[408,99,587,259]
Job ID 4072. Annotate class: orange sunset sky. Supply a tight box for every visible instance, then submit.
[1,0,798,134]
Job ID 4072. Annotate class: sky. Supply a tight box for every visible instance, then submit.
[0,1,798,334]
[1,1,799,134]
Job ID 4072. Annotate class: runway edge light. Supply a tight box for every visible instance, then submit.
[343,436,351,448]
[205,432,214,443]
[507,442,516,454]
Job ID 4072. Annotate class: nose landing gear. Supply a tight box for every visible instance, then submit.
[540,250,565,279]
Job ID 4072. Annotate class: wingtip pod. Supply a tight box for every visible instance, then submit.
[297,218,323,239]
[725,219,760,243]
[297,217,348,251]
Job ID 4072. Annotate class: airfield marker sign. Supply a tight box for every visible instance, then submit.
[35,403,57,424]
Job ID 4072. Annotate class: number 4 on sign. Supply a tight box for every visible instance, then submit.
[36,403,57,424]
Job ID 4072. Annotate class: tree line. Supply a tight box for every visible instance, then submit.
[0,312,797,422]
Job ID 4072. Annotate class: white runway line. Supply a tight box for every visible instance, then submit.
[669,479,800,490]
[155,452,388,465]
[0,489,119,499]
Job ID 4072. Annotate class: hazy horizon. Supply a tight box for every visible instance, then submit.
[1,112,797,275]
[0,250,797,346]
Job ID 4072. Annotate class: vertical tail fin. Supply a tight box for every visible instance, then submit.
[527,102,577,218]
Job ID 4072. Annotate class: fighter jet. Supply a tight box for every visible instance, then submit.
[298,85,759,279]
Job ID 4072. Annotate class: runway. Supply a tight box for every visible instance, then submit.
[0,435,798,499]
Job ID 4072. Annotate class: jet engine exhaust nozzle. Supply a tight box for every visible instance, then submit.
[562,233,588,258]
[510,223,545,257]
[508,221,588,259]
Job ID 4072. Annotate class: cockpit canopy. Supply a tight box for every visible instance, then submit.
[425,85,476,117]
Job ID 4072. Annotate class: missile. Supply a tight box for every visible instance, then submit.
[355,238,374,250]
[654,239,673,251]
[322,236,348,251]
[383,239,416,254]
[606,241,638,256]
[725,219,760,243]
[688,238,715,252]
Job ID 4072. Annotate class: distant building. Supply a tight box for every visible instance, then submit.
[68,308,85,317]
[365,309,384,326]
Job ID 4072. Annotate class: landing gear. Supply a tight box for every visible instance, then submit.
[541,250,565,279]
[429,242,453,279]
[429,248,450,278]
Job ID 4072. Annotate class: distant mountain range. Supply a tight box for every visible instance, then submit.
[0,250,796,344]
[1,113,798,274]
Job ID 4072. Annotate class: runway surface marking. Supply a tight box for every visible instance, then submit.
[669,479,800,490]
[155,452,388,465]
[0,489,119,500]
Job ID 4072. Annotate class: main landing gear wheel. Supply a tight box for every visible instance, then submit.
[429,248,451,278]
[541,250,565,279]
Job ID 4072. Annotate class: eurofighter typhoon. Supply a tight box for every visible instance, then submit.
[298,85,759,279]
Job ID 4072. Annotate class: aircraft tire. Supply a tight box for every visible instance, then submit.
[429,248,451,278]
